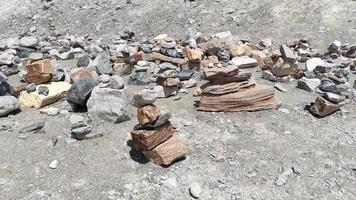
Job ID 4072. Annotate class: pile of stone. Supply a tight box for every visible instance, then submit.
[197,64,281,112]
[130,90,188,166]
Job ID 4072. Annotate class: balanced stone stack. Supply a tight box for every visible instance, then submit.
[131,90,188,166]
[197,64,281,112]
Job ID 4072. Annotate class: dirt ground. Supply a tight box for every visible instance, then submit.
[1,0,356,200]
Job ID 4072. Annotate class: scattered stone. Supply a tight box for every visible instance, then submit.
[67,78,97,109]
[91,53,113,75]
[271,58,299,77]
[69,68,97,83]
[24,59,52,84]
[275,169,292,186]
[19,36,39,47]
[137,104,160,125]
[38,86,49,96]
[189,182,202,199]
[0,96,19,116]
[274,83,288,92]
[306,58,327,72]
[26,83,36,93]
[153,85,177,98]
[309,96,341,117]
[40,107,60,116]
[77,54,90,68]
[28,52,44,61]
[132,89,159,107]
[280,45,297,62]
[297,78,321,92]
[231,56,258,68]
[328,40,341,53]
[19,121,45,133]
[49,160,59,169]
[262,70,277,82]
[323,92,345,104]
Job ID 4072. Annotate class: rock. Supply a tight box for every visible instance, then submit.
[132,89,159,107]
[297,78,321,92]
[151,52,188,65]
[38,86,49,96]
[184,48,203,62]
[214,31,233,43]
[77,54,90,68]
[70,115,92,140]
[182,79,197,88]
[19,121,45,133]
[0,51,15,65]
[231,56,258,68]
[217,48,230,62]
[87,87,131,123]
[19,36,39,47]
[25,83,36,93]
[318,78,349,94]
[155,70,179,78]
[262,70,277,82]
[67,78,97,108]
[274,83,288,92]
[306,58,327,72]
[134,113,172,130]
[131,122,173,151]
[143,135,188,166]
[49,160,59,169]
[19,82,71,108]
[310,96,340,117]
[69,68,98,83]
[158,62,178,71]
[0,96,19,116]
[189,182,202,199]
[179,70,195,81]
[56,51,75,60]
[28,53,44,61]
[280,45,297,62]
[24,59,52,84]
[113,62,132,76]
[109,75,125,90]
[128,72,152,85]
[91,54,112,75]
[275,169,292,186]
[152,85,177,98]
[40,107,60,116]
[328,40,341,53]
[230,44,252,57]
[137,104,160,125]
[271,58,299,77]
[323,92,345,104]
[156,77,180,86]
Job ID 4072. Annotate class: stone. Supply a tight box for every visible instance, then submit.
[69,68,98,83]
[24,59,53,84]
[56,51,75,60]
[217,48,230,62]
[132,89,159,107]
[109,75,125,90]
[19,121,45,133]
[275,170,292,186]
[134,113,172,130]
[156,77,180,86]
[297,78,321,92]
[91,54,113,75]
[19,82,71,108]
[189,182,202,199]
[49,160,59,169]
[71,126,91,140]
[28,53,44,61]
[86,87,131,123]
[158,62,178,71]
[178,70,195,81]
[77,54,90,68]
[137,104,160,125]
[153,85,177,98]
[230,44,252,57]
[143,135,188,166]
[151,52,188,65]
[67,78,97,108]
[280,45,297,62]
[131,122,173,151]
[306,58,327,72]
[201,56,219,68]
[309,96,340,117]
[271,58,299,77]
[38,86,49,96]
[328,40,341,53]
[182,79,197,88]
[128,72,152,85]
[184,48,203,62]
[318,78,349,94]
[113,62,132,76]
[214,31,233,43]
[0,96,19,116]
[262,70,277,82]
[230,56,258,68]
[274,83,288,92]
[155,70,179,78]
[323,92,345,104]
[0,51,15,65]
[19,36,39,47]
[160,47,183,58]
[40,107,60,116]
[203,65,239,80]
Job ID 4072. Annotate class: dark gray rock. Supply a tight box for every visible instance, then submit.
[179,70,194,81]
[297,78,321,92]
[160,48,183,58]
[133,113,172,130]
[128,72,152,85]
[217,48,230,62]
[38,86,49,96]
[67,78,97,108]
[26,83,36,93]
[77,54,90,68]
[92,53,112,75]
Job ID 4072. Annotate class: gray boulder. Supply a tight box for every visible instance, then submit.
[67,78,97,109]
[91,53,112,75]
[0,96,19,116]
[87,87,131,123]
[19,36,39,47]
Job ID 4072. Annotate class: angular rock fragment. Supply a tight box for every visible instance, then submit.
[143,135,188,166]
[67,78,97,108]
[0,96,19,116]
[132,89,158,107]
[151,52,188,65]
[24,59,52,84]
[19,121,45,133]
[137,104,160,125]
[231,56,258,69]
[156,77,180,87]
[309,96,340,117]
[297,78,321,92]
[280,45,297,62]
[69,68,98,83]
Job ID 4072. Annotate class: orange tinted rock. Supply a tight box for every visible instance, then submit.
[151,52,188,65]
[143,135,188,166]
[26,59,52,74]
[230,44,253,57]
[24,73,51,85]
[137,104,160,125]
[184,48,203,63]
[131,122,173,151]
[70,68,98,83]
[201,56,219,68]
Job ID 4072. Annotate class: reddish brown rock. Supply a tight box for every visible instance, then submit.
[309,96,341,117]
[201,56,219,68]
[24,74,51,85]
[203,65,239,80]
[151,52,188,65]
[137,104,160,125]
[156,77,180,86]
[143,135,188,166]
[24,59,53,84]
[70,68,98,83]
[131,122,174,151]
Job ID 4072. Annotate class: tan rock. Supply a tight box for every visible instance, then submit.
[184,48,203,63]
[137,104,160,125]
[271,58,299,77]
[131,122,174,151]
[309,96,340,117]
[70,68,98,83]
[113,62,132,76]
[230,44,253,57]
[231,56,258,69]
[203,65,239,80]
[151,52,188,66]
[201,56,219,68]
[193,88,203,97]
[18,82,71,108]
[143,135,188,166]
[156,77,181,87]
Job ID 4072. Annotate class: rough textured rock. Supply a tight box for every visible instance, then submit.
[0,96,19,116]
[69,68,98,83]
[231,56,258,69]
[131,122,173,151]
[280,45,297,62]
[309,96,340,117]
[24,59,52,84]
[67,78,97,108]
[131,89,158,107]
[137,104,160,125]
[19,82,71,108]
[143,135,188,166]
[297,78,321,92]
[86,87,131,123]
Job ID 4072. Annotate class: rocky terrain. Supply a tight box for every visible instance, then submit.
[1,0,356,200]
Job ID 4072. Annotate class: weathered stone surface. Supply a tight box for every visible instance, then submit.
[0,96,19,116]
[19,121,45,133]
[113,62,132,76]
[0,51,15,65]
[230,44,252,57]
[69,68,98,83]
[134,113,172,130]
[262,70,277,82]
[143,135,188,166]
[38,86,49,96]
[131,122,173,151]
[306,58,327,72]
[323,92,345,104]
[19,82,71,108]
[40,107,60,116]
[271,58,299,77]
[151,52,188,65]
[280,45,297,62]
[128,72,152,85]
[132,89,159,107]
[201,56,219,68]
[86,87,131,123]
[91,53,113,75]
[201,81,254,95]
[153,85,177,98]
[184,48,203,63]
[67,78,97,107]
[19,36,39,47]
[77,54,90,68]
[231,56,258,68]
[24,59,53,84]
[156,77,180,86]
[137,104,160,125]
[297,78,321,92]
[310,96,340,117]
